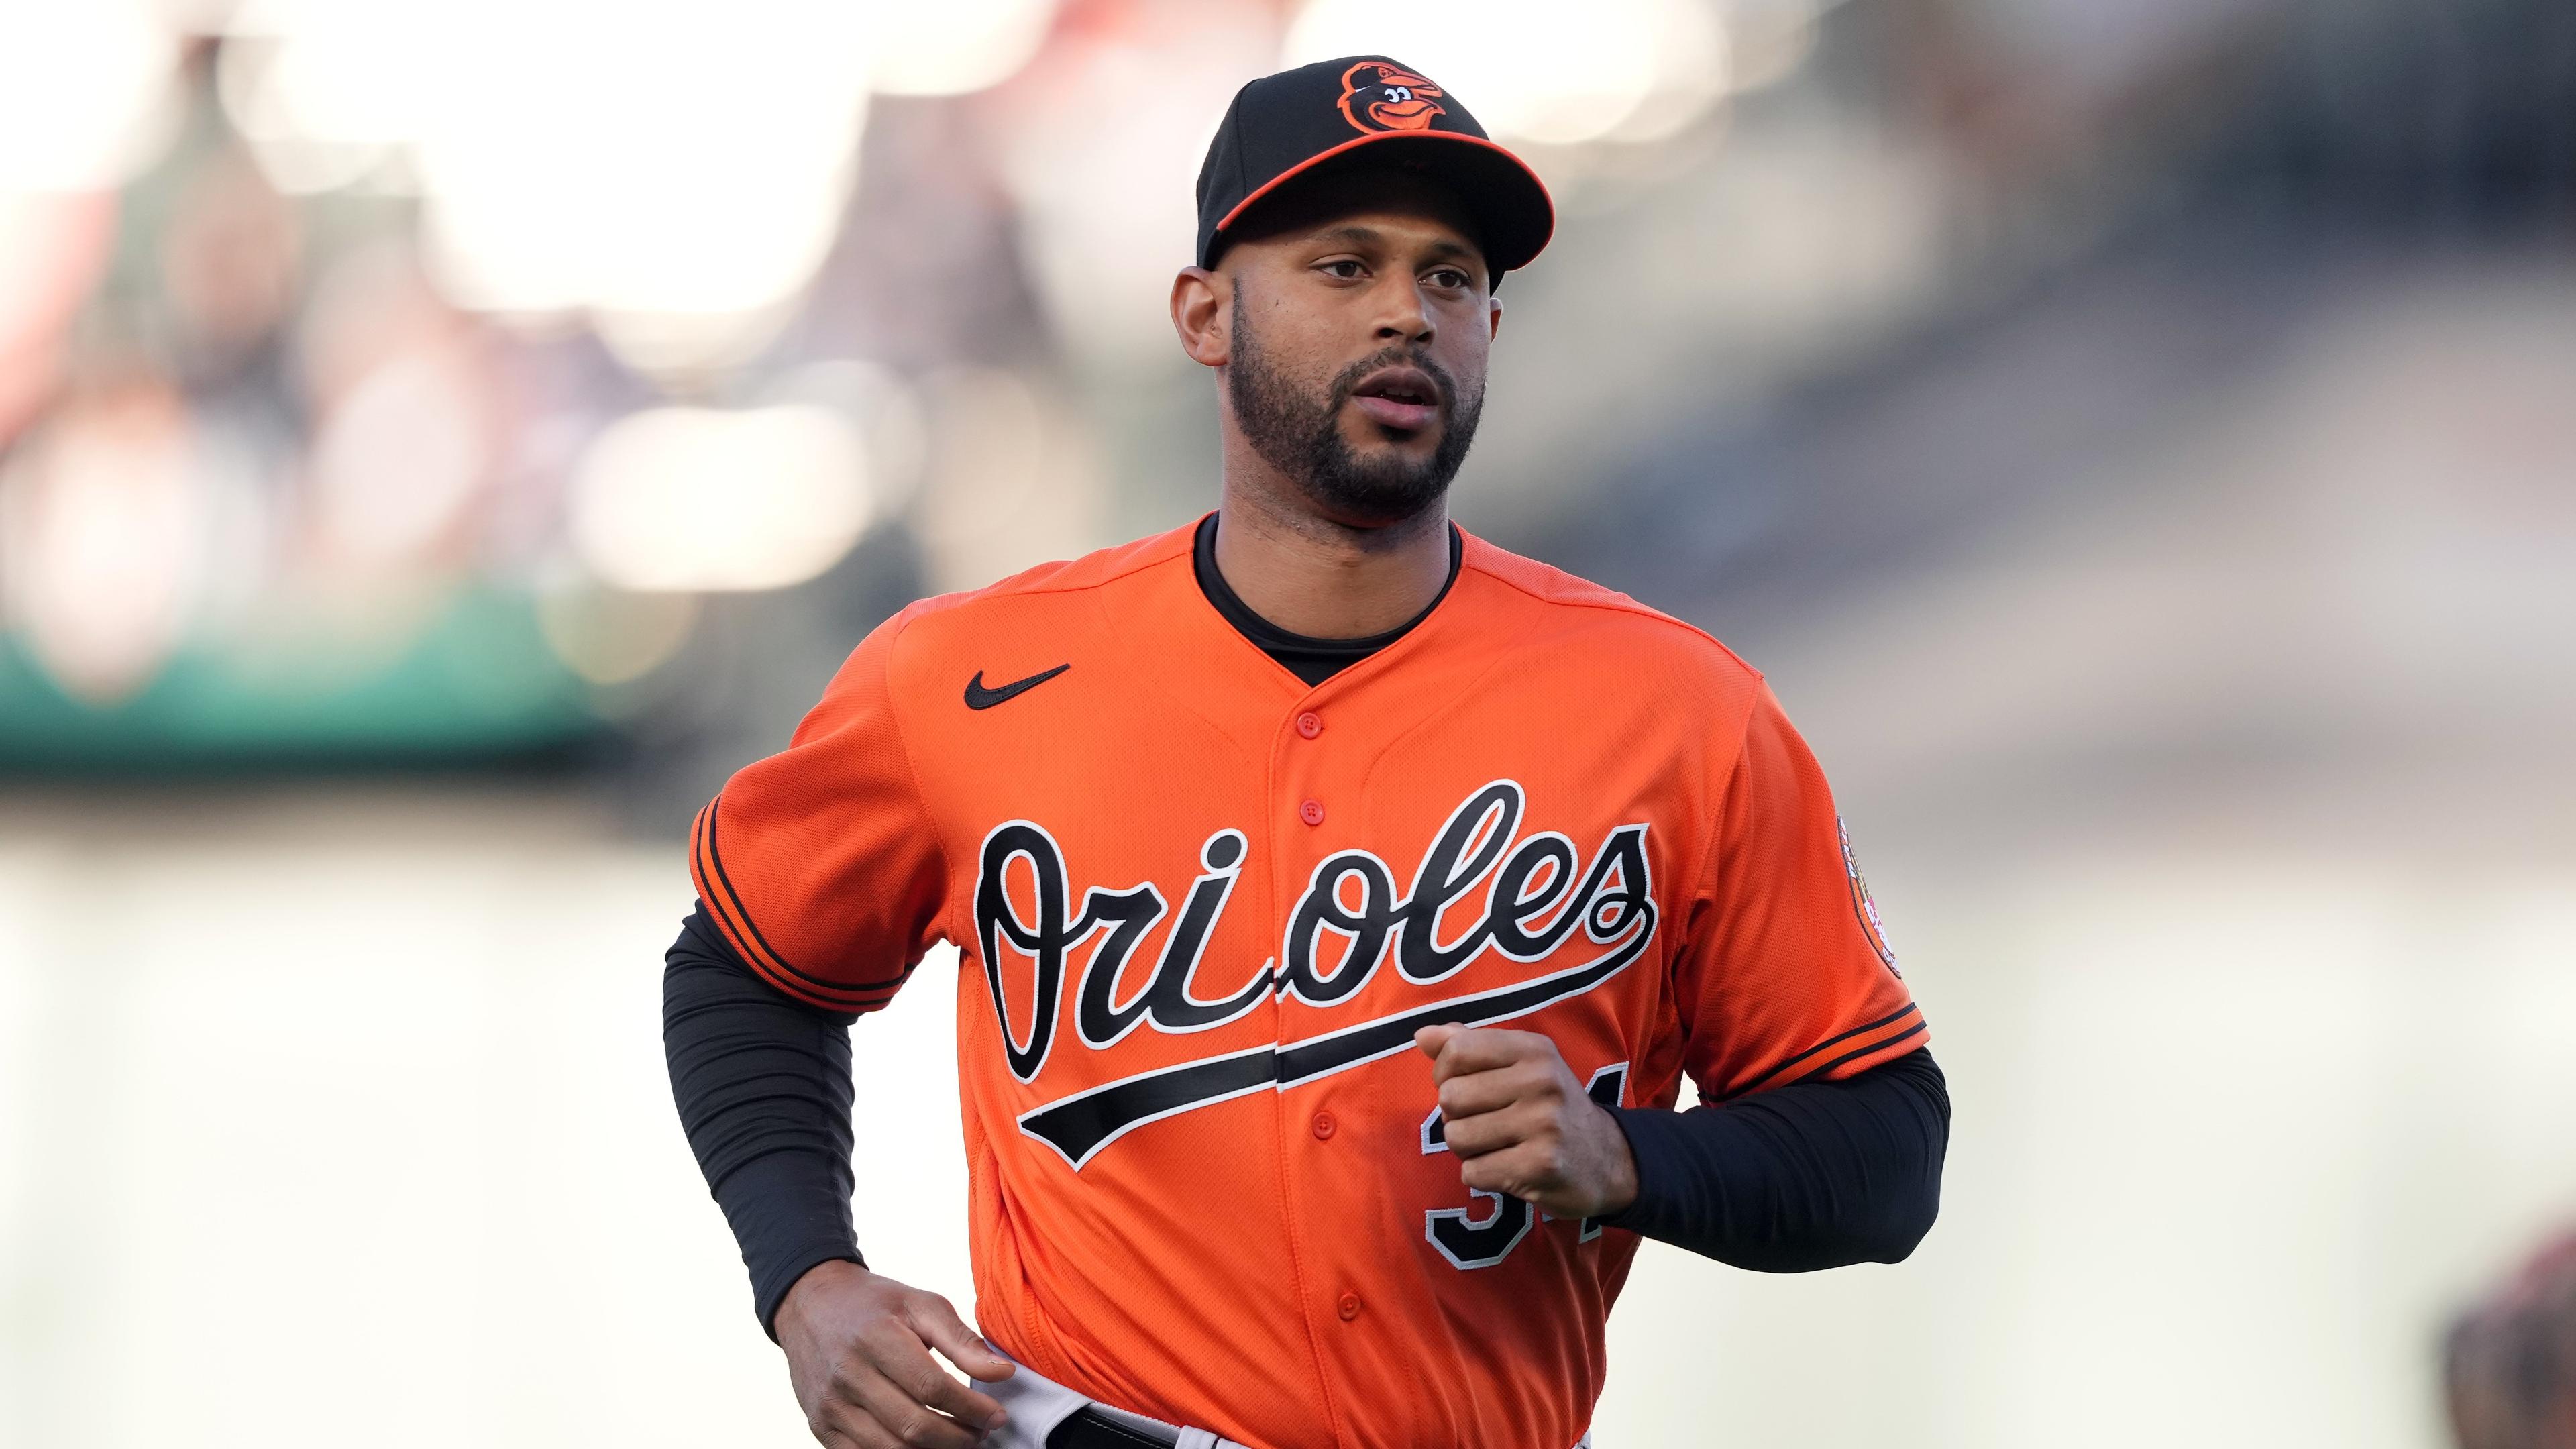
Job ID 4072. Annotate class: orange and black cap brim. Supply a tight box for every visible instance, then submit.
[1206,130,1553,281]
[1195,55,1555,284]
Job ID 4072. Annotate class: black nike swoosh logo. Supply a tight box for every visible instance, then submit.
[964,664,1070,710]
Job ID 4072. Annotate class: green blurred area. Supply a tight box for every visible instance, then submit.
[0,588,605,771]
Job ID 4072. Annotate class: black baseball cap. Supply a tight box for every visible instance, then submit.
[1194,56,1555,284]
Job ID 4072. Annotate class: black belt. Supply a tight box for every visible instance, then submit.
[1046,1406,1181,1448]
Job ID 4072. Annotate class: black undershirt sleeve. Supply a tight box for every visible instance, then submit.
[663,905,863,1337]
[1603,1048,1949,1270]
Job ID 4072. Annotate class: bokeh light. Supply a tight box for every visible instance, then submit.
[996,3,1274,368]
[416,1,875,366]
[568,405,871,593]
[0,193,116,443]
[0,0,180,190]
[306,344,493,572]
[535,580,701,686]
[215,0,438,193]
[0,380,207,701]
[1285,0,1731,147]
[871,0,1059,97]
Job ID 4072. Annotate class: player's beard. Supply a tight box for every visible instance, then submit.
[1225,289,1483,527]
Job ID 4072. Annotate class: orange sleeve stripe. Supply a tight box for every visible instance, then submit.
[746,956,911,1012]
[690,794,925,1012]
[692,835,908,1011]
[1723,1002,1923,1100]
[692,797,792,978]
[1788,1017,1927,1085]
[688,803,780,979]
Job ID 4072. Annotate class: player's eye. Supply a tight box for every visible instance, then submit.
[1426,267,1470,291]
[1319,259,1366,280]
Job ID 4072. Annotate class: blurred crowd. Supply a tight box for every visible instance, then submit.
[10,0,2561,777]
[2,0,1774,761]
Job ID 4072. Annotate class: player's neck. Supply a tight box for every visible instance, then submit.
[1210,484,1453,641]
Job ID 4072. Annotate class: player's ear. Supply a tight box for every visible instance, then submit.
[1487,294,1503,341]
[1171,266,1229,368]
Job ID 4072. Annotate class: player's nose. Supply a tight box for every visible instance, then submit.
[1372,278,1432,345]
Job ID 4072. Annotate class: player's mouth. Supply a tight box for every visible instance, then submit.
[1348,366,1442,432]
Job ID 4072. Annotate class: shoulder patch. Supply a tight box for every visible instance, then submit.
[1839,816,1900,977]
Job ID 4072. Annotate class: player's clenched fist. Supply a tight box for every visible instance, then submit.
[1413,1025,1640,1221]
[775,1260,1014,1449]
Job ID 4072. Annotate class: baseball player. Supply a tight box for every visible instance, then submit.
[664,56,1949,1449]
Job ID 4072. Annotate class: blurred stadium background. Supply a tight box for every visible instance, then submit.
[3,0,2573,1445]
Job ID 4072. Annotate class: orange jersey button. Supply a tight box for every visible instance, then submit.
[1299,798,1326,826]
[1295,711,1323,739]
[1336,1291,1363,1321]
[1311,1111,1336,1140]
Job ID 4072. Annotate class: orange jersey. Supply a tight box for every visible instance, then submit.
[690,519,1921,1449]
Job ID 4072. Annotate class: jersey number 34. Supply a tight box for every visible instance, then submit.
[1416,1062,1628,1269]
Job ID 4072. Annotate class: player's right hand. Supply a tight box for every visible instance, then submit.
[775,1260,1016,1449]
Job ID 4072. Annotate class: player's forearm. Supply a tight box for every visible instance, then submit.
[663,906,867,1336]
[1601,1046,1949,1271]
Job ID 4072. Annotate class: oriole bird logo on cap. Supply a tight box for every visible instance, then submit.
[1337,60,1446,133]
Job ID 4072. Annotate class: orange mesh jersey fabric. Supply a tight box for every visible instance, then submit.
[690,519,1923,1449]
